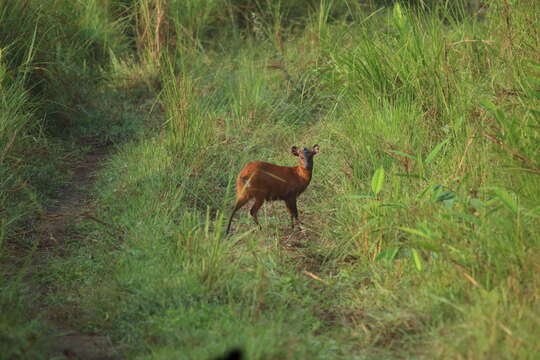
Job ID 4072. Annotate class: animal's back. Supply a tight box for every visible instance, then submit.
[236,161,297,200]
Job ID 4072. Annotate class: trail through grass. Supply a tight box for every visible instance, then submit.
[32,141,118,359]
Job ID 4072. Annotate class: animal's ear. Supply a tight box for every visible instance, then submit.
[312,144,320,154]
[291,146,300,156]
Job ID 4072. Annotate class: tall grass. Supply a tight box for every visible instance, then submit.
[313,2,540,358]
[1,1,138,357]
[0,68,35,244]
[0,0,128,134]
[0,36,53,360]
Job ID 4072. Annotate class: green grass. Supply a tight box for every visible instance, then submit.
[1,0,540,359]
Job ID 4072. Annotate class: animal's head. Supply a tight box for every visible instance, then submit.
[291,144,319,169]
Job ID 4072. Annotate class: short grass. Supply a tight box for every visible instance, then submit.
[2,0,539,359]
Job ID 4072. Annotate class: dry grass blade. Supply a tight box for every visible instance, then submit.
[451,39,494,46]
[452,263,482,289]
[302,270,328,285]
[483,131,536,169]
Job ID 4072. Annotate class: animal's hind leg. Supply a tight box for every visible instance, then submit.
[226,197,250,234]
[250,197,264,230]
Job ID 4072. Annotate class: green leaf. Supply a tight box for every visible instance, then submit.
[392,2,407,30]
[489,187,519,214]
[455,212,482,226]
[380,202,407,209]
[388,150,417,161]
[526,76,540,89]
[479,99,498,112]
[435,190,456,202]
[393,2,404,21]
[416,186,431,199]
[411,249,423,271]
[412,240,441,252]
[469,198,485,210]
[399,226,430,239]
[371,167,385,195]
[480,99,506,124]
[375,247,400,262]
[443,198,456,208]
[425,138,449,164]
[528,61,540,72]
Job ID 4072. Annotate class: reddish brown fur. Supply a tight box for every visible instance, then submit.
[226,145,319,234]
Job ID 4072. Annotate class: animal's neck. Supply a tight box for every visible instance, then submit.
[295,165,313,183]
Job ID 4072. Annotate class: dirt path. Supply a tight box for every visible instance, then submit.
[34,140,121,360]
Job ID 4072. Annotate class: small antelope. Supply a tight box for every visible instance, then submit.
[226,144,320,234]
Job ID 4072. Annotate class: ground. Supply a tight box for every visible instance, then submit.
[33,139,119,359]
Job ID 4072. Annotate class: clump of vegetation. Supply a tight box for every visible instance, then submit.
[1,0,539,359]
[0,0,149,356]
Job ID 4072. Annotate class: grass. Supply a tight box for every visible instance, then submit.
[1,0,539,359]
